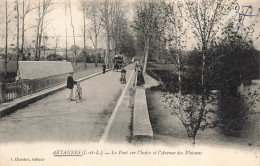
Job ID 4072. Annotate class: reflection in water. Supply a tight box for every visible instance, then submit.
[217,95,247,138]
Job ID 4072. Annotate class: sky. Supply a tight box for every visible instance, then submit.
[35,0,260,50]
[34,0,134,50]
[0,0,260,50]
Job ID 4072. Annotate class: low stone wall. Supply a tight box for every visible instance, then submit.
[132,73,160,137]
[133,87,153,137]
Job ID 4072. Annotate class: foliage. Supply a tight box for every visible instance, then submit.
[46,54,64,61]
[158,0,260,144]
[185,21,260,94]
[133,0,166,72]
[70,45,81,53]
[162,91,219,144]
[118,30,137,58]
[209,21,260,94]
[217,86,260,137]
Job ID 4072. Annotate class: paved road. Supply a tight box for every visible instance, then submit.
[0,66,134,143]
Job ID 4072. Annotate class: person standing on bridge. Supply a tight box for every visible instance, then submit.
[120,67,126,84]
[67,73,77,101]
[102,64,106,74]
[134,62,138,72]
[137,67,145,86]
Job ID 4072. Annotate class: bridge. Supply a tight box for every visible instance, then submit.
[0,64,142,144]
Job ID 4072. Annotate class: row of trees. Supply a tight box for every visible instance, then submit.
[0,0,137,77]
[1,0,56,76]
[74,0,136,67]
[133,0,260,144]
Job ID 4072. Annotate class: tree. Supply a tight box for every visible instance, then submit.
[162,0,260,144]
[177,0,236,90]
[98,0,111,66]
[21,0,35,61]
[163,0,236,144]
[116,18,137,58]
[42,34,48,60]
[80,0,88,68]
[46,53,63,61]
[70,45,80,57]
[52,29,59,61]
[4,0,9,77]
[213,22,260,134]
[86,1,102,66]
[210,21,259,94]
[161,0,189,95]
[109,1,125,56]
[133,0,165,73]
[118,26,137,58]
[35,0,53,61]
[68,1,77,66]
[87,0,127,66]
[15,0,19,71]
[3,0,15,77]
[95,0,117,66]
[64,2,68,60]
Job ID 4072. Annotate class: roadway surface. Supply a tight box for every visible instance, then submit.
[0,66,134,143]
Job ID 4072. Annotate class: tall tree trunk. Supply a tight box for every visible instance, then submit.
[16,0,20,71]
[105,25,110,66]
[104,0,110,66]
[194,45,207,143]
[111,17,115,57]
[177,53,182,95]
[43,39,46,60]
[106,28,110,66]
[35,1,41,60]
[65,4,68,60]
[201,51,205,87]
[95,34,98,66]
[54,38,58,61]
[21,0,25,61]
[69,1,77,68]
[83,3,87,68]
[5,0,8,77]
[38,9,45,61]
[189,136,196,145]
[38,35,42,61]
[143,37,149,73]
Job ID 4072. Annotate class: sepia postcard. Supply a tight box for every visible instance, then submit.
[0,0,259,165]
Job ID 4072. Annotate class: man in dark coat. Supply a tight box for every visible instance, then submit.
[102,64,106,74]
[67,73,77,101]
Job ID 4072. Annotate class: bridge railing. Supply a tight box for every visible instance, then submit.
[0,74,67,103]
[0,64,103,103]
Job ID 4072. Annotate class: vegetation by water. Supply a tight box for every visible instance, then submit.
[147,62,260,145]
[146,88,260,147]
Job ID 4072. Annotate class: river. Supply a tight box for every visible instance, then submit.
[146,82,260,148]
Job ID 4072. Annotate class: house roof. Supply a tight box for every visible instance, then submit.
[17,61,74,80]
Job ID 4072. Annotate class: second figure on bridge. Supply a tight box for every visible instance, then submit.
[120,67,126,84]
[67,73,77,101]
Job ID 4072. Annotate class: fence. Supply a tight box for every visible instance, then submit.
[0,74,67,103]
[0,64,104,103]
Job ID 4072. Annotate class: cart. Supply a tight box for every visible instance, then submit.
[113,55,124,72]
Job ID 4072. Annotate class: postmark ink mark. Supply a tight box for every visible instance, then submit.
[234,5,259,25]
